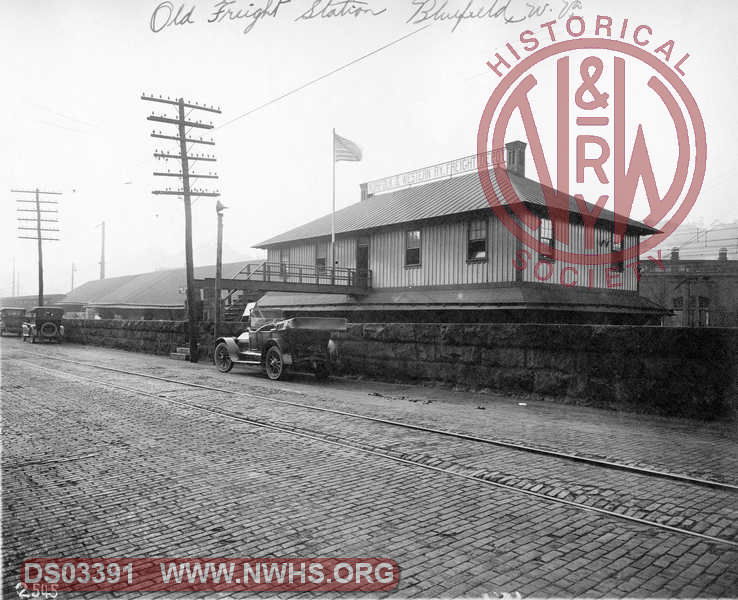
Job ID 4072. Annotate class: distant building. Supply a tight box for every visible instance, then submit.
[0,294,66,311]
[252,142,666,324]
[640,248,738,327]
[59,261,262,320]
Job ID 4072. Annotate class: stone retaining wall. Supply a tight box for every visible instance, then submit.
[62,319,246,361]
[61,319,737,420]
[333,323,738,420]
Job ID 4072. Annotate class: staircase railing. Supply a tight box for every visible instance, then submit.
[223,261,267,306]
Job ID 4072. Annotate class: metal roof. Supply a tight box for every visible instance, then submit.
[256,169,658,248]
[58,261,263,309]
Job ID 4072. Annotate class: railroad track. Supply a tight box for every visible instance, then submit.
[14,348,738,493]
[9,350,738,549]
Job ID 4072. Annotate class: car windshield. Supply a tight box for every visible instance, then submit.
[36,310,61,318]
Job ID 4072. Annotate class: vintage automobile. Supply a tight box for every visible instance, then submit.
[22,306,65,343]
[213,316,347,380]
[0,307,26,337]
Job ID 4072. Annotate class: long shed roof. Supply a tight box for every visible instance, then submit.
[59,261,263,309]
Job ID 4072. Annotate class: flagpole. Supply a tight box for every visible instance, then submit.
[331,127,336,280]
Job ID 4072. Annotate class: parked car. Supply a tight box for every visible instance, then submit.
[214,316,347,380]
[22,307,65,343]
[0,307,26,337]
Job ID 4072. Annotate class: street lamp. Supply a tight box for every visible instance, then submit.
[214,200,227,341]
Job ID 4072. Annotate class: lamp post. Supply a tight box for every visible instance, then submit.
[214,200,227,342]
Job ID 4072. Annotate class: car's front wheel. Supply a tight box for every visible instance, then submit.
[264,346,284,380]
[214,342,234,373]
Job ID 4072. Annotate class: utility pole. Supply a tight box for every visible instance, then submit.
[71,262,77,290]
[142,94,221,363]
[97,221,106,279]
[13,188,61,306]
[12,257,16,297]
[214,200,227,340]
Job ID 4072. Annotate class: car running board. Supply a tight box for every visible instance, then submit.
[233,359,262,366]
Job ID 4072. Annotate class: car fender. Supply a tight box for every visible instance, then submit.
[214,337,240,361]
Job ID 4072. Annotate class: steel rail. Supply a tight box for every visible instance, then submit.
[21,360,738,550]
[14,348,738,493]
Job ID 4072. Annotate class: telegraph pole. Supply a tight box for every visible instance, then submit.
[71,262,77,290]
[142,94,221,363]
[13,188,61,306]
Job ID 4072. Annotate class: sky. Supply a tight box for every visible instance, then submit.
[2,0,737,297]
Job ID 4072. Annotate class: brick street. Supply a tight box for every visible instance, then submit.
[2,338,737,598]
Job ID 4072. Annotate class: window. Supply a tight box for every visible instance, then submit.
[611,232,624,272]
[405,229,421,266]
[539,218,555,261]
[467,219,488,261]
[315,244,327,274]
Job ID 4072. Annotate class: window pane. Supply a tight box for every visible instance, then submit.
[406,229,421,249]
[540,218,552,240]
[406,247,420,266]
[469,219,486,240]
[468,240,487,260]
[316,245,327,273]
[467,219,487,260]
[540,218,554,260]
[612,232,623,251]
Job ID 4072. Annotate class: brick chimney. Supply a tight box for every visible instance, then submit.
[718,247,728,261]
[671,247,679,261]
[505,140,526,177]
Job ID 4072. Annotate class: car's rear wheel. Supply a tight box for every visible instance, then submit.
[314,363,329,381]
[214,342,234,373]
[264,346,284,380]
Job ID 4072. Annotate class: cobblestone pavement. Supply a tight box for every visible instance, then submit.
[3,339,738,599]
[10,339,737,483]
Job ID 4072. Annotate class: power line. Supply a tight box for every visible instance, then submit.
[218,24,432,129]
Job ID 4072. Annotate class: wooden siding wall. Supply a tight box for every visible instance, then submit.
[267,238,356,271]
[515,213,639,291]
[266,215,640,291]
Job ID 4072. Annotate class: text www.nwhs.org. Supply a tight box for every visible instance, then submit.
[161,561,395,585]
[22,558,399,592]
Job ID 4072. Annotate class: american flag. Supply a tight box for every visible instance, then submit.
[334,132,362,162]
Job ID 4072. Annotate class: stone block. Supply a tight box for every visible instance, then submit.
[533,370,571,396]
[479,347,526,368]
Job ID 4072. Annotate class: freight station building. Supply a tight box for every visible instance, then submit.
[250,142,666,324]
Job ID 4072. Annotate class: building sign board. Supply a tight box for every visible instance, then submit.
[366,149,505,195]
